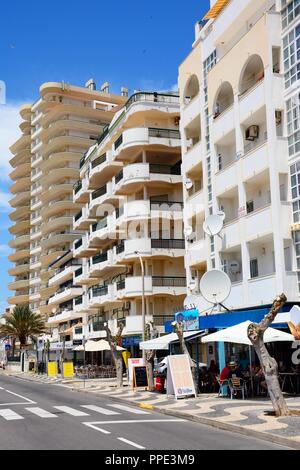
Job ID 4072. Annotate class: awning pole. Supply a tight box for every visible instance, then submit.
[249,345,254,397]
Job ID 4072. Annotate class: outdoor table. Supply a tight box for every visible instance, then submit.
[279,373,300,394]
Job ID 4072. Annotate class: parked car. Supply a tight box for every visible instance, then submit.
[154,356,207,377]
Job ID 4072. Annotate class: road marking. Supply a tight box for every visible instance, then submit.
[0,409,24,421]
[83,419,187,426]
[4,389,36,404]
[25,407,58,418]
[117,437,145,449]
[83,423,111,434]
[81,405,120,415]
[0,387,4,390]
[54,406,89,416]
[108,404,150,414]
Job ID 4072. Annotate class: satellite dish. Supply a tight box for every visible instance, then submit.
[184,294,199,309]
[200,269,231,305]
[203,215,223,237]
[185,178,193,190]
[217,210,225,221]
[188,279,197,292]
[184,225,193,237]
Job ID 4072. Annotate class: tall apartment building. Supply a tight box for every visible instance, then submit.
[179,0,300,328]
[46,91,185,353]
[8,81,126,317]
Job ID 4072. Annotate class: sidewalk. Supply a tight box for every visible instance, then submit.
[3,370,300,449]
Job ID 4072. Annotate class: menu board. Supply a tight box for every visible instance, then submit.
[133,365,148,389]
[167,355,196,399]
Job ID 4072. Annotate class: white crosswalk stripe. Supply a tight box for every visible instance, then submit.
[53,406,89,416]
[0,409,24,421]
[108,404,150,414]
[81,405,121,415]
[26,407,58,418]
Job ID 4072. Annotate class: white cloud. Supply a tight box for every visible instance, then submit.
[0,103,23,181]
[0,244,11,257]
[0,191,11,213]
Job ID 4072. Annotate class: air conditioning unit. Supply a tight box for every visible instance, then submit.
[186,232,196,243]
[245,125,259,141]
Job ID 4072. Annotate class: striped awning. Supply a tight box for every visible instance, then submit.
[204,0,230,20]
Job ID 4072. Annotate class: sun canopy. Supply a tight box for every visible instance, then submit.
[140,331,205,351]
[74,340,125,352]
[201,320,294,345]
[273,305,300,325]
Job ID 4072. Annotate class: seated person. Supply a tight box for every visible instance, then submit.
[228,361,243,379]
[219,362,231,383]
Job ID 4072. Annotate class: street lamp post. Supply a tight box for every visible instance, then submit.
[135,251,146,361]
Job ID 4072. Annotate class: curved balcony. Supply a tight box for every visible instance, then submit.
[114,238,185,263]
[89,250,124,278]
[41,232,80,250]
[41,199,78,218]
[8,263,30,276]
[9,162,31,181]
[42,167,79,187]
[116,199,183,228]
[9,234,30,249]
[74,205,96,231]
[49,263,82,288]
[73,265,97,286]
[10,177,30,194]
[41,135,95,159]
[8,292,30,305]
[116,276,186,299]
[9,206,30,222]
[88,150,123,189]
[88,284,121,308]
[42,215,73,235]
[8,278,29,291]
[113,127,181,161]
[113,162,181,195]
[73,235,97,258]
[9,220,30,235]
[41,183,74,203]
[41,151,82,172]
[73,177,90,204]
[10,191,30,208]
[88,182,118,217]
[40,249,67,268]
[48,285,82,306]
[10,134,31,155]
[8,249,30,263]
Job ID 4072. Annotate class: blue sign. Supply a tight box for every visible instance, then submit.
[122,336,142,347]
[175,309,199,331]
[5,344,11,351]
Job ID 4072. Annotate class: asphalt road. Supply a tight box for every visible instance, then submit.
[0,374,290,450]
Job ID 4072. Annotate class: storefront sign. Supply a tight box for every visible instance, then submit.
[122,336,142,347]
[63,362,74,378]
[175,309,199,331]
[48,362,58,377]
[73,340,83,346]
[49,341,73,351]
[167,354,196,399]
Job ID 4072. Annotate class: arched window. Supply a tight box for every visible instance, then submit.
[239,55,264,96]
[184,75,200,105]
[213,82,234,119]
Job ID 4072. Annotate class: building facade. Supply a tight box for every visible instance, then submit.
[8,80,126,326]
[179,0,300,324]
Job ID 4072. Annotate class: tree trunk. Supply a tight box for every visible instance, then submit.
[146,350,155,391]
[247,293,290,417]
[105,323,124,388]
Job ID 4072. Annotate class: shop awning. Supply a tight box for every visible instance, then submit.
[140,330,205,351]
[74,340,124,352]
[204,0,230,20]
[201,321,294,346]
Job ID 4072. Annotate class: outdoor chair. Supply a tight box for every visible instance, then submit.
[229,377,247,400]
[216,376,229,397]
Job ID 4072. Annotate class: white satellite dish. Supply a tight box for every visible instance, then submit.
[203,215,223,237]
[217,210,225,221]
[200,269,231,305]
[185,178,193,190]
[184,294,199,309]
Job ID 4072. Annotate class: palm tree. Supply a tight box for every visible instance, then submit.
[0,305,46,348]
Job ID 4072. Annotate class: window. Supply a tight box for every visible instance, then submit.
[286,94,300,155]
[290,162,300,221]
[283,24,300,89]
[246,201,254,214]
[282,0,300,30]
[250,259,258,278]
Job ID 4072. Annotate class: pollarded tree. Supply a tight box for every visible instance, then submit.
[145,321,159,392]
[0,305,46,348]
[247,294,290,417]
[105,322,124,388]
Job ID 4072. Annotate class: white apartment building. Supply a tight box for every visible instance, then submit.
[179,0,300,326]
[47,91,185,352]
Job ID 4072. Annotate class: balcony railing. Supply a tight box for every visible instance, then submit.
[91,185,107,201]
[125,91,179,110]
[114,135,123,150]
[152,276,186,287]
[74,239,83,250]
[115,169,124,184]
[74,267,83,278]
[116,241,125,254]
[91,153,106,169]
[149,162,181,175]
[74,296,83,306]
[148,128,180,139]
[92,252,108,265]
[150,200,184,210]
[74,180,82,194]
[116,279,125,290]
[92,218,108,232]
[74,211,82,222]
[91,321,106,332]
[151,239,185,249]
[91,285,108,297]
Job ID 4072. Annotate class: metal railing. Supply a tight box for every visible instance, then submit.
[151,239,185,249]
[148,128,180,139]
[74,180,82,194]
[116,240,125,254]
[91,185,107,200]
[92,218,108,232]
[74,267,83,278]
[91,285,108,297]
[150,200,184,210]
[74,239,83,250]
[152,276,186,287]
[125,92,179,110]
[114,135,123,150]
[149,162,181,175]
[92,252,108,265]
[91,153,106,169]
[74,296,83,306]
[116,279,125,290]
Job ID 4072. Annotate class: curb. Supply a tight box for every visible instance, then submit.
[71,387,300,450]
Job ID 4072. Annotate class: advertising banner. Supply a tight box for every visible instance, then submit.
[48,362,58,377]
[175,309,199,331]
[63,362,74,378]
[167,354,196,399]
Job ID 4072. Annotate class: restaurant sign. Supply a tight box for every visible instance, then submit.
[175,308,199,331]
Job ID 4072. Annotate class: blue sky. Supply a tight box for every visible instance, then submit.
[0,0,209,311]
